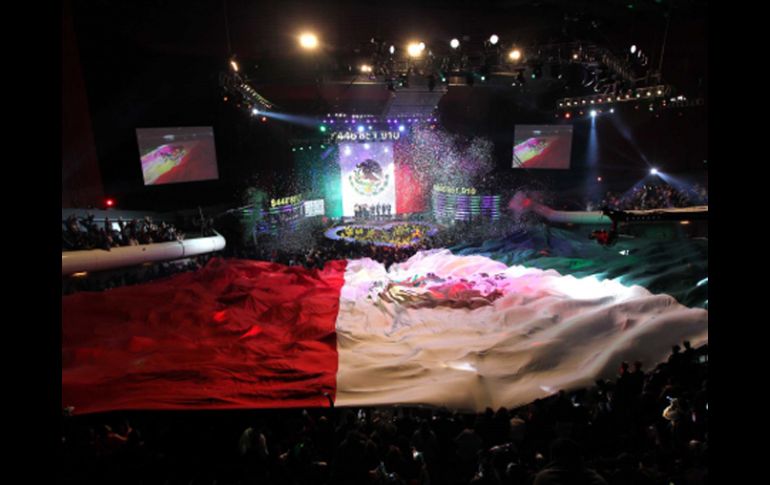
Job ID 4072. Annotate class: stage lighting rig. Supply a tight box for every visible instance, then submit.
[219,70,277,115]
[558,84,670,110]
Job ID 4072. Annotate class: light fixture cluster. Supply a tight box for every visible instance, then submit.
[558,84,670,109]
[322,113,438,125]
[219,71,276,115]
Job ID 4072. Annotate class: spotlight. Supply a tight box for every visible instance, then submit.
[489,34,499,45]
[508,49,521,61]
[650,168,659,175]
[105,198,115,208]
[299,33,318,50]
[418,42,426,51]
[398,125,405,132]
[389,45,395,55]
[565,112,571,119]
[261,116,267,122]
[360,64,372,73]
[229,59,239,72]
[609,108,615,113]
[590,110,597,117]
[630,44,637,54]
[572,52,579,60]
[597,176,602,182]
[357,125,364,132]
[450,38,460,49]
[319,125,327,133]
[407,42,422,57]
[252,108,259,115]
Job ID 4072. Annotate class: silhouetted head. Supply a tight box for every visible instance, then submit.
[549,438,583,468]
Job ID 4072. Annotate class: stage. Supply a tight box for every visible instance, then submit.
[324,220,440,247]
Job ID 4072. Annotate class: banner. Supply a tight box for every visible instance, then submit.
[339,142,396,217]
[62,252,708,414]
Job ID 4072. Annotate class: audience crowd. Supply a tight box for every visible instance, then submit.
[62,215,186,251]
[594,183,707,212]
[61,196,708,484]
[60,343,708,485]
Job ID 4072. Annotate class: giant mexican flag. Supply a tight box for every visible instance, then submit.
[62,250,708,414]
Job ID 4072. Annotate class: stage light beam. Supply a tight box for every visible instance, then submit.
[650,168,659,175]
[299,33,318,50]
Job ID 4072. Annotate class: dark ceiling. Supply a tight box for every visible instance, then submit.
[71,0,707,108]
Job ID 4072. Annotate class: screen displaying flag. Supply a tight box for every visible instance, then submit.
[339,142,396,218]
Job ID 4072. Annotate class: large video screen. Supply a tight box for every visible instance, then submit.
[136,127,219,185]
[512,125,573,169]
[339,142,396,217]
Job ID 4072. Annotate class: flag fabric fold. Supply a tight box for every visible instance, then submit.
[62,253,707,414]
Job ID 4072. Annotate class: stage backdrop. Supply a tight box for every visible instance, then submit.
[293,131,428,218]
[339,142,396,217]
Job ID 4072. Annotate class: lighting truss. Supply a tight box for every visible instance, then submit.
[558,84,671,109]
[219,71,277,113]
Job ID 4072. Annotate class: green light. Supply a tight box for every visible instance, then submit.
[319,125,327,133]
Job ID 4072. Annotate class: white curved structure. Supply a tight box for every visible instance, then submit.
[62,234,226,276]
[533,205,612,225]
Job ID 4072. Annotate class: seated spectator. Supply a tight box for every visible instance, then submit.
[533,438,609,485]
